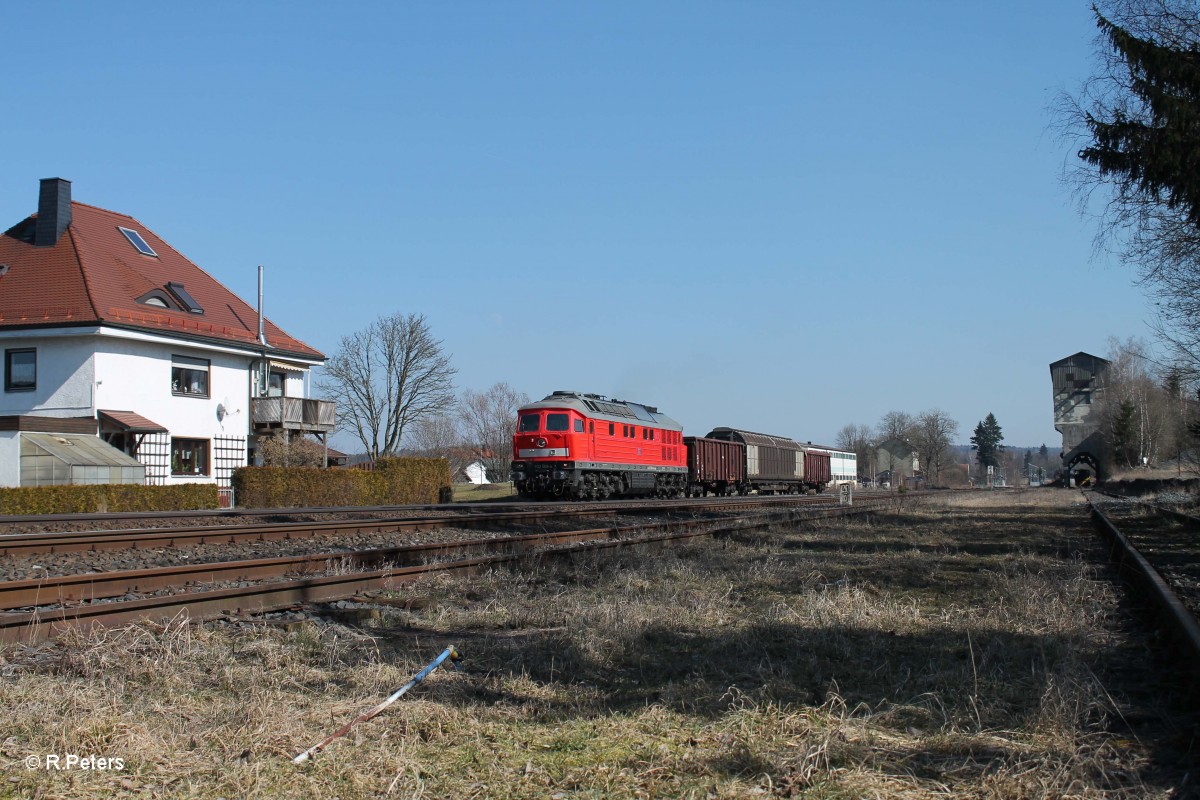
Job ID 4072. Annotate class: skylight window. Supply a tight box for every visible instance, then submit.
[165,282,204,314]
[117,226,158,257]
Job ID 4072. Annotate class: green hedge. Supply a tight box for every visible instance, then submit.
[232,458,452,508]
[0,483,219,515]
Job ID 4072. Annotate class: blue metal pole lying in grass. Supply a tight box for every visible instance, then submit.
[293,645,462,764]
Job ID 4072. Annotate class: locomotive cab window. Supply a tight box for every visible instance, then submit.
[546,414,569,431]
[574,419,584,432]
[589,421,594,434]
[518,414,540,432]
[609,423,615,435]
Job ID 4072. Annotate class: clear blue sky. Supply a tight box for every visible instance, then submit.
[1,1,1154,450]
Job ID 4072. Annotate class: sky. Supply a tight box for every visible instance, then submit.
[0,1,1158,450]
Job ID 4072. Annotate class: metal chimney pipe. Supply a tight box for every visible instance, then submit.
[257,265,268,347]
[257,265,270,398]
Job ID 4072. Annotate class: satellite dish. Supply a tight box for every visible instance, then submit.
[216,403,226,421]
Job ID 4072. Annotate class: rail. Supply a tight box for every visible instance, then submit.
[0,498,910,643]
[1087,496,1200,684]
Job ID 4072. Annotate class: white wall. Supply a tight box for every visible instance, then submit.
[0,334,95,418]
[92,339,253,440]
[0,432,18,486]
[0,326,320,487]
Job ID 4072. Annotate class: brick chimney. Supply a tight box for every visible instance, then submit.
[35,178,72,247]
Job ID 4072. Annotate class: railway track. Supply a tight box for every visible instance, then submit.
[0,494,856,556]
[0,494,905,643]
[1086,492,1200,683]
[0,492,870,533]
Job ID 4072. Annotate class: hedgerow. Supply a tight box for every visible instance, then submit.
[231,458,451,508]
[0,484,219,515]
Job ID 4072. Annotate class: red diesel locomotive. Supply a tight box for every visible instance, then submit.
[510,391,688,499]
[513,391,836,500]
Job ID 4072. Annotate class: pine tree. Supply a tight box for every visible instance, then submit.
[1068,7,1200,373]
[1080,14,1200,227]
[970,413,1005,474]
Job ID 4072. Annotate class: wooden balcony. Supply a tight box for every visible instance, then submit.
[251,397,336,434]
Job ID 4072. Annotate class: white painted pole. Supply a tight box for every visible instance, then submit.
[293,645,461,764]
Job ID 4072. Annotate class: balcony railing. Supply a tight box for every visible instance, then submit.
[251,397,336,433]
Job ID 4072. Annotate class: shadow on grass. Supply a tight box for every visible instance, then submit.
[328,501,1197,794]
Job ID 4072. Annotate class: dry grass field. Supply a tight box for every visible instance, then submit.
[1,488,1195,798]
[452,482,517,502]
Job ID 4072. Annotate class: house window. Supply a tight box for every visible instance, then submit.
[172,355,209,397]
[171,438,209,475]
[267,371,285,397]
[5,349,35,391]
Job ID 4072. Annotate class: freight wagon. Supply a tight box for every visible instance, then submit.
[706,427,831,494]
[804,444,857,486]
[683,436,746,496]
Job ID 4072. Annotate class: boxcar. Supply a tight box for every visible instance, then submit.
[802,449,832,489]
[705,428,800,493]
[684,436,746,496]
[803,444,855,487]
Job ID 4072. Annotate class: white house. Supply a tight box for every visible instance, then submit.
[459,461,489,485]
[0,178,333,495]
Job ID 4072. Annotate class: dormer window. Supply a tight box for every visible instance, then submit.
[136,289,178,310]
[117,226,158,257]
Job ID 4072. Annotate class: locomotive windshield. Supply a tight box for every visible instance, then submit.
[518,414,540,432]
[545,413,570,431]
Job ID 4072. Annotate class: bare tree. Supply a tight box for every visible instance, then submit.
[457,382,530,483]
[913,409,959,486]
[835,423,875,480]
[318,312,456,459]
[407,410,466,474]
[1099,336,1172,469]
[876,411,916,443]
[256,432,328,468]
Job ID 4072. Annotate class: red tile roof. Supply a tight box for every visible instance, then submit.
[0,201,323,360]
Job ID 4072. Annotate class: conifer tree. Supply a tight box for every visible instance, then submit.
[1068,5,1200,371]
[970,413,1005,474]
[1080,13,1200,227]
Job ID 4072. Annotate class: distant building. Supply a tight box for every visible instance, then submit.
[0,178,334,493]
[458,460,489,484]
[876,439,919,482]
[803,443,857,486]
[1049,352,1109,482]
